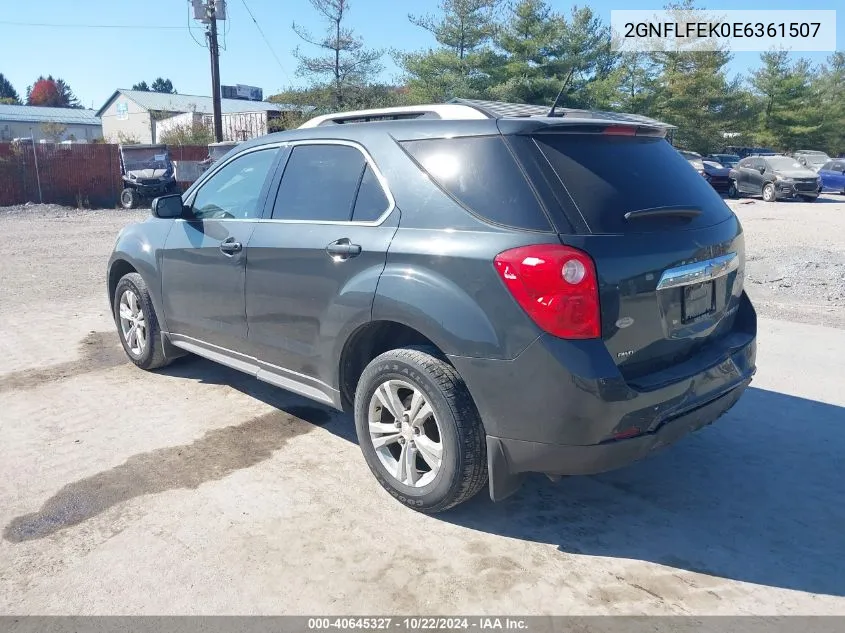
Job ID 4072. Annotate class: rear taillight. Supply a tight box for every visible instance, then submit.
[494,244,600,339]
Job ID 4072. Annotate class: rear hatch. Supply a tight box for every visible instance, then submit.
[511,129,747,385]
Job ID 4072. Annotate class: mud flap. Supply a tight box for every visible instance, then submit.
[486,436,526,502]
[161,332,188,361]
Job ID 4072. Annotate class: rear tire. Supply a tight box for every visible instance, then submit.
[762,183,776,202]
[113,272,171,370]
[120,188,139,209]
[354,347,487,513]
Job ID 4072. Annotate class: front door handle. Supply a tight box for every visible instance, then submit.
[219,238,242,255]
[326,238,362,260]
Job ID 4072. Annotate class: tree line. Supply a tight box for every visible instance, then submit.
[0,74,178,109]
[271,0,844,155]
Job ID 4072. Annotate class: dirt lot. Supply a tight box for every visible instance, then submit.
[1,198,843,615]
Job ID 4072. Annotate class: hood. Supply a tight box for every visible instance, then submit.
[703,161,730,176]
[775,168,819,179]
[128,168,171,180]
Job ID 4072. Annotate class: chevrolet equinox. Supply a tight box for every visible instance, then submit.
[108,99,757,512]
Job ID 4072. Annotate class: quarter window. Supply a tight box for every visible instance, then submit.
[272,144,374,222]
[401,136,551,231]
[352,165,390,222]
[191,148,279,220]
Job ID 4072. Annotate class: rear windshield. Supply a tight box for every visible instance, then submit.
[532,134,733,234]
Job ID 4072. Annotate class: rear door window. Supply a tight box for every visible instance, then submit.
[400,136,551,232]
[272,144,366,222]
[531,134,733,234]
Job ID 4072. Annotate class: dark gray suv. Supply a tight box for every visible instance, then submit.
[108,99,757,513]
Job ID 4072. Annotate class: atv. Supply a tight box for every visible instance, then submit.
[118,144,180,209]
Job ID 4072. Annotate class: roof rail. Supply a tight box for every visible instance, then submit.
[297,98,677,130]
[298,104,488,128]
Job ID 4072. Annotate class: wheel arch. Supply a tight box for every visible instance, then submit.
[107,218,174,328]
[338,320,450,412]
[108,258,138,307]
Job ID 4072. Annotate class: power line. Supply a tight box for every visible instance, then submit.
[1,20,184,30]
[187,3,207,48]
[239,0,291,84]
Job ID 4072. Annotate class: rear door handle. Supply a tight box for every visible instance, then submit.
[326,238,362,260]
[219,238,242,255]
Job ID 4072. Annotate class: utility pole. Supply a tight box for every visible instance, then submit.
[206,0,223,142]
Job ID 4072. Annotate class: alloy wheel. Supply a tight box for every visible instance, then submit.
[763,184,775,202]
[367,379,443,487]
[118,289,147,356]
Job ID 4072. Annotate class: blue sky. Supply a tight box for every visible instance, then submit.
[1,0,841,110]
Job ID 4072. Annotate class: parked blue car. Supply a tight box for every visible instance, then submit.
[819,159,845,194]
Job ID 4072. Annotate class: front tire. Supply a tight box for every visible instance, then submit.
[113,272,171,370]
[762,183,776,202]
[727,180,739,198]
[120,187,139,209]
[354,347,487,513]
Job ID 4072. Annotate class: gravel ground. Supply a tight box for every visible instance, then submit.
[1,200,843,616]
[0,204,148,312]
[727,195,845,329]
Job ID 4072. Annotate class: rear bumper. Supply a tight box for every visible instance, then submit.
[449,293,757,501]
[486,377,749,499]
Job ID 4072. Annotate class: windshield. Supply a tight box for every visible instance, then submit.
[767,157,805,170]
[715,154,739,163]
[123,148,171,171]
[802,154,829,164]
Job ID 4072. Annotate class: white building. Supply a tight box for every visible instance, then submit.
[0,104,102,142]
[96,89,303,143]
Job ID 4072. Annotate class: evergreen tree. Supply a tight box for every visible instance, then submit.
[151,77,176,94]
[490,0,564,104]
[649,48,739,153]
[550,6,618,109]
[487,2,618,108]
[397,0,501,103]
[55,78,81,108]
[602,52,659,113]
[292,0,383,108]
[0,73,21,105]
[750,51,822,151]
[809,51,844,154]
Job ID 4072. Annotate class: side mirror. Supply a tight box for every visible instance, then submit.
[151,194,185,219]
[758,166,766,174]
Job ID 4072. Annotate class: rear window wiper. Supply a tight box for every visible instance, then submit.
[624,206,702,221]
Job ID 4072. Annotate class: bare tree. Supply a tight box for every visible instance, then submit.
[40,121,67,143]
[292,0,383,108]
